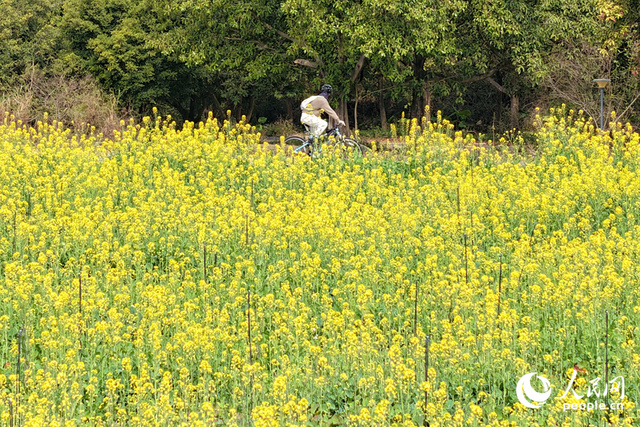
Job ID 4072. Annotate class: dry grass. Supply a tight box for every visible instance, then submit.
[0,68,127,136]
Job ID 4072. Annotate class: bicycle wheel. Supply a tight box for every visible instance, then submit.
[355,139,373,153]
[330,137,363,158]
[284,136,312,155]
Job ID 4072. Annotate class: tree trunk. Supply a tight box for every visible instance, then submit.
[410,56,427,119]
[379,79,387,130]
[510,95,519,130]
[176,104,190,123]
[354,97,358,132]
[246,97,255,123]
[344,103,350,135]
[354,85,359,132]
[411,92,422,120]
[411,84,432,120]
[339,99,350,134]
[211,93,223,119]
[188,96,196,121]
[285,98,293,121]
[423,84,432,121]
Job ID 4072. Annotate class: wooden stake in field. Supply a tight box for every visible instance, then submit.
[8,397,13,427]
[12,210,17,255]
[598,309,614,426]
[413,281,420,383]
[247,286,254,413]
[469,161,474,234]
[463,233,469,286]
[250,180,255,210]
[456,185,461,234]
[203,244,207,283]
[605,310,609,420]
[247,288,253,365]
[245,213,250,247]
[79,272,83,353]
[17,328,23,394]
[79,272,82,316]
[423,335,430,427]
[414,282,419,336]
[605,310,609,382]
[497,253,503,319]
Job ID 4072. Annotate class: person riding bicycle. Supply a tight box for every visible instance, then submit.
[300,84,345,140]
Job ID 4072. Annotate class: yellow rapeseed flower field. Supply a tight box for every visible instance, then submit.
[0,108,638,426]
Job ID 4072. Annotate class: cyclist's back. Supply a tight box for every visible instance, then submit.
[300,84,345,138]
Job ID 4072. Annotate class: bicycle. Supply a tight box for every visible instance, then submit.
[284,126,363,158]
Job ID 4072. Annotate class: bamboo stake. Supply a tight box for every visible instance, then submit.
[497,253,503,319]
[456,185,461,234]
[203,244,207,283]
[79,272,83,353]
[245,214,249,246]
[78,272,82,316]
[463,233,469,286]
[8,397,13,427]
[247,288,252,365]
[414,282,419,336]
[605,310,609,398]
[423,335,430,427]
[12,210,17,255]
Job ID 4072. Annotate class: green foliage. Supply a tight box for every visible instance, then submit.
[60,0,215,118]
[0,0,63,91]
[150,0,302,111]
[281,0,464,101]
[540,0,640,126]
[0,0,638,130]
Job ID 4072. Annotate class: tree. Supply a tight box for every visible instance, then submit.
[0,0,63,91]
[281,0,466,131]
[427,0,609,129]
[150,0,301,121]
[60,0,216,120]
[543,0,640,127]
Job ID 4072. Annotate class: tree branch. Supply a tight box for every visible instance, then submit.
[618,91,640,122]
[294,59,318,68]
[456,69,512,94]
[351,53,366,82]
[460,69,498,84]
[486,77,507,94]
[262,21,295,43]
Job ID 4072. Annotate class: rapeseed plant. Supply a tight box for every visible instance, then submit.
[0,108,638,425]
